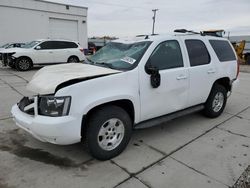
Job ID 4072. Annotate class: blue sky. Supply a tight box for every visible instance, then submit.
[48,0,250,37]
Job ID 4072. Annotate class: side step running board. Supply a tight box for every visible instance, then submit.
[134,104,204,129]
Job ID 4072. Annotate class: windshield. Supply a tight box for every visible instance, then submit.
[88,41,152,70]
[0,43,9,48]
[22,41,40,48]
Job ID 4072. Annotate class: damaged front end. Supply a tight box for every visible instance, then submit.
[17,95,71,117]
[1,52,16,67]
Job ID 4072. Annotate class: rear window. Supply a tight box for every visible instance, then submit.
[185,40,211,66]
[209,40,236,62]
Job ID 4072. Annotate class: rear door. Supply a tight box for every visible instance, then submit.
[139,39,189,121]
[184,39,216,106]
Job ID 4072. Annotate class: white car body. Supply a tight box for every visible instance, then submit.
[1,39,85,68]
[11,34,238,146]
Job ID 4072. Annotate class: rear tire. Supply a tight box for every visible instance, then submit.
[86,105,132,160]
[67,56,79,63]
[15,57,32,71]
[203,84,227,118]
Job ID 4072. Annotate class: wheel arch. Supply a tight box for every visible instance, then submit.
[17,56,33,64]
[213,77,231,92]
[81,99,135,139]
[67,55,80,62]
[206,77,231,102]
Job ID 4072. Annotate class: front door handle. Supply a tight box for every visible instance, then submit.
[207,69,216,74]
[176,75,187,80]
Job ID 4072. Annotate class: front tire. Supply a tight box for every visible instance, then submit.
[15,57,32,71]
[203,84,227,118]
[86,105,132,160]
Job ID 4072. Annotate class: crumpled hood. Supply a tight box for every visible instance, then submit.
[27,63,121,94]
[0,47,26,53]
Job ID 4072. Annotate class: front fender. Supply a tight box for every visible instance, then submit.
[56,70,141,123]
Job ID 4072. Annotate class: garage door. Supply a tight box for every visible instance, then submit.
[49,18,78,41]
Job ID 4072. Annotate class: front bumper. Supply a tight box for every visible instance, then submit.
[1,53,16,67]
[11,97,82,145]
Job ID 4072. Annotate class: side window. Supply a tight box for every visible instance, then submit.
[66,42,78,48]
[185,40,210,66]
[54,42,78,49]
[39,41,54,50]
[52,41,64,49]
[148,40,184,70]
[209,40,236,62]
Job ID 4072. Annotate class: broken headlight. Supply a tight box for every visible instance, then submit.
[38,96,71,117]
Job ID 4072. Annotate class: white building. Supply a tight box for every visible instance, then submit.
[0,0,88,48]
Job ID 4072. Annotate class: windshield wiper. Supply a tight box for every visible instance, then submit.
[95,62,115,69]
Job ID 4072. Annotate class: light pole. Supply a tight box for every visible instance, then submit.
[152,9,159,35]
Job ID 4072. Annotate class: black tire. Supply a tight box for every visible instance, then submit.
[203,84,227,118]
[67,56,79,63]
[15,57,32,71]
[86,105,132,160]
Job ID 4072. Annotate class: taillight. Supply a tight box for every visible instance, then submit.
[79,48,84,53]
[236,59,240,78]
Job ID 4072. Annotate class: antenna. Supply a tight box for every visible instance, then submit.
[152,9,159,35]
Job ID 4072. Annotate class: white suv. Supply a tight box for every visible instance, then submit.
[1,39,85,71]
[11,33,239,160]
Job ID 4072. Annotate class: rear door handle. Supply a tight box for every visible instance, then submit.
[176,75,188,80]
[49,51,53,54]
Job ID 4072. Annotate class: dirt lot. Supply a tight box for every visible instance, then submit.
[0,66,250,188]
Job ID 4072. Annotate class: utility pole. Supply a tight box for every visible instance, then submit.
[152,9,159,35]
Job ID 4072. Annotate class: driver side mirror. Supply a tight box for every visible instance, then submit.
[145,64,161,88]
[35,46,41,50]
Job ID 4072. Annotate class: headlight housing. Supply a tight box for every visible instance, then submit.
[38,96,71,117]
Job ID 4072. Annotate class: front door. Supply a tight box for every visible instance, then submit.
[139,40,189,121]
[33,41,55,64]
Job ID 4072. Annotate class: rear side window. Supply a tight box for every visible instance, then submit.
[51,41,78,49]
[185,40,211,66]
[209,40,236,62]
[62,42,78,49]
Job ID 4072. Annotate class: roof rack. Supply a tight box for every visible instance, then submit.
[174,29,205,36]
[136,34,159,39]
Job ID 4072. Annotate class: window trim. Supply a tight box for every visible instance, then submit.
[145,40,184,72]
[185,39,211,67]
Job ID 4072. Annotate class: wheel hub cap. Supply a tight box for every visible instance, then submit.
[212,92,224,112]
[19,59,29,70]
[97,118,125,151]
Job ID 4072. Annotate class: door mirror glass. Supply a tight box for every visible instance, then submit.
[35,45,41,50]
